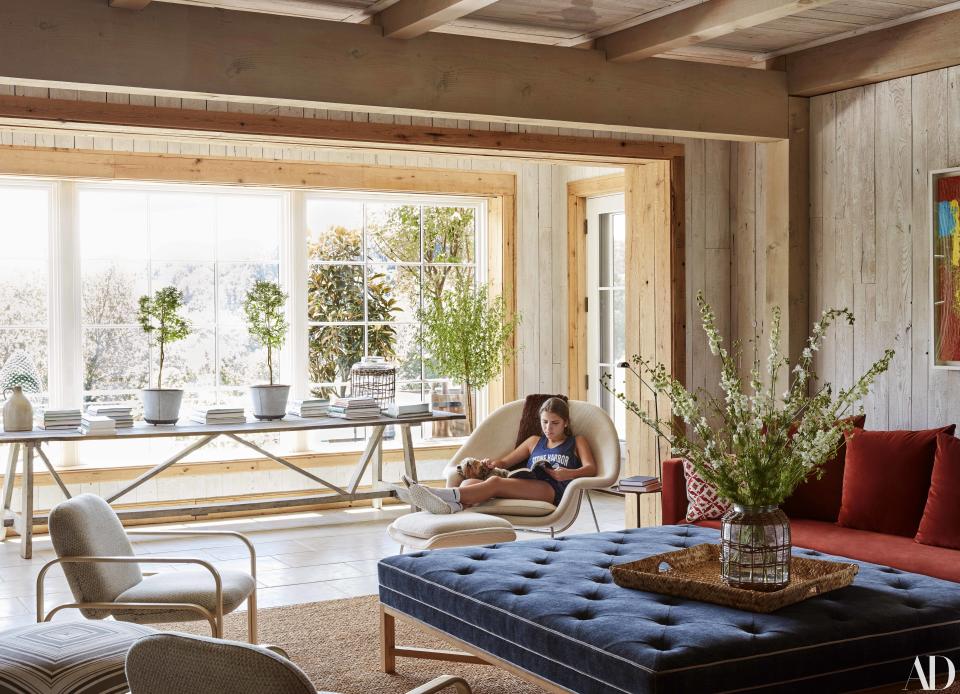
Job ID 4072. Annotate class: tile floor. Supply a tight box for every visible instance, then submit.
[0,492,626,631]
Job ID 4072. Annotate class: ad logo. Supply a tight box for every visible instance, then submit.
[905,656,956,691]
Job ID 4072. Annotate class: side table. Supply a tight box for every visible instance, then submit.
[612,483,662,526]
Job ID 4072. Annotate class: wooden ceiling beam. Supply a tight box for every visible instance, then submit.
[786,8,960,96]
[0,93,685,163]
[108,0,152,8]
[599,0,834,62]
[0,0,787,141]
[375,0,497,39]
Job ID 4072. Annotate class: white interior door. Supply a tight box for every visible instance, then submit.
[585,193,626,440]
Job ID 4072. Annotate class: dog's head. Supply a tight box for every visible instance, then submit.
[456,457,491,480]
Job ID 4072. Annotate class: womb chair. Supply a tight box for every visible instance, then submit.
[441,399,620,536]
[125,632,473,694]
[38,494,258,642]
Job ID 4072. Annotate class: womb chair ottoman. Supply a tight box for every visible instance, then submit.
[125,632,473,694]
[40,494,258,641]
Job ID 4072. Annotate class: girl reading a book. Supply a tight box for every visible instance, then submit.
[401,397,597,514]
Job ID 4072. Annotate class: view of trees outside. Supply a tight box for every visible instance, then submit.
[305,199,479,437]
[0,185,49,406]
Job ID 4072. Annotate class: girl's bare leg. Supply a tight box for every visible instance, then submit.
[456,477,555,507]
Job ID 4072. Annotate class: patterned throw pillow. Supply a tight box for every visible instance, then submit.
[683,460,731,522]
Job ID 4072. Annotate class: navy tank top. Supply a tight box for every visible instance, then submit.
[527,435,581,504]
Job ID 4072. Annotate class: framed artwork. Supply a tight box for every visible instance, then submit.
[932,168,960,368]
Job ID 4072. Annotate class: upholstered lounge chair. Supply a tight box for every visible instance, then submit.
[125,632,472,694]
[38,494,258,642]
[441,399,620,536]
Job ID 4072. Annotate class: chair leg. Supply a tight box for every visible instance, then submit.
[549,527,554,539]
[399,544,405,554]
[586,490,600,533]
[247,588,258,644]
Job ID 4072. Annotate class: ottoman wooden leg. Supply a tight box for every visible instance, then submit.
[380,605,396,674]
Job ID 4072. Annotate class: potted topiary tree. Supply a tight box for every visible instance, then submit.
[243,280,290,420]
[418,274,519,432]
[138,286,191,424]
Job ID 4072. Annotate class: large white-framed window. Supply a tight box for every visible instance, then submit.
[0,176,488,465]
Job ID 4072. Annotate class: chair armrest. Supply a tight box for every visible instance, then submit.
[126,529,257,579]
[37,555,224,623]
[405,675,472,694]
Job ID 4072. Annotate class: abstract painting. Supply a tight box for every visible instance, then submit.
[935,173,960,365]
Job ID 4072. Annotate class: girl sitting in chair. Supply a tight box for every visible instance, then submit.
[401,397,597,514]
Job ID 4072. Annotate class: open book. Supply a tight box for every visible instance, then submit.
[504,461,550,480]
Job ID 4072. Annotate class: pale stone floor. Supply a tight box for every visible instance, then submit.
[0,492,625,631]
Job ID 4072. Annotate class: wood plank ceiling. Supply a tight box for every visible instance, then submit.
[144,0,960,67]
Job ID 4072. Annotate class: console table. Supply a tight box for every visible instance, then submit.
[0,411,462,559]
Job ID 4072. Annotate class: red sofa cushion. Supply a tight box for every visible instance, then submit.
[692,518,960,583]
[916,432,960,550]
[838,425,955,537]
[781,414,865,522]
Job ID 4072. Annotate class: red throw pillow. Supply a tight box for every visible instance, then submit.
[838,425,956,537]
[915,432,960,550]
[781,415,865,522]
[683,460,731,522]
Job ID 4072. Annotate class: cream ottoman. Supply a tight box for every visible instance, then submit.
[387,511,517,551]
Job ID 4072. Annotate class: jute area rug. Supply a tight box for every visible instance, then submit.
[159,595,544,694]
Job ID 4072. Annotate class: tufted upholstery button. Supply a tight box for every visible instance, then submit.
[470,553,488,561]
[522,570,540,579]
[456,567,475,575]
[512,587,529,596]
[574,610,594,621]
[653,616,674,626]
[534,558,550,565]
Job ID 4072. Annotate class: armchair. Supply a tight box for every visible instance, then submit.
[125,632,472,694]
[38,494,258,642]
[441,399,620,536]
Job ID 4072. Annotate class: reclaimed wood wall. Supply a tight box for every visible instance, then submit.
[810,68,960,430]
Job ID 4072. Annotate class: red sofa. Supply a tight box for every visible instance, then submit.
[661,458,960,583]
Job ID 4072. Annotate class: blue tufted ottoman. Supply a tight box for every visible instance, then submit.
[378,525,960,693]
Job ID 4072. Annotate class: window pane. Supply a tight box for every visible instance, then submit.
[612,212,626,288]
[149,193,217,262]
[307,200,363,261]
[308,325,363,387]
[427,380,470,439]
[599,214,611,288]
[389,323,421,381]
[424,206,475,264]
[307,264,364,322]
[613,288,625,364]
[0,328,48,391]
[82,261,148,325]
[78,190,148,260]
[0,261,48,325]
[159,329,215,388]
[367,203,420,263]
[83,327,149,391]
[367,264,415,322]
[217,195,281,262]
[599,289,611,363]
[219,263,280,325]
[219,327,269,387]
[0,187,48,258]
[422,265,474,307]
[152,262,216,325]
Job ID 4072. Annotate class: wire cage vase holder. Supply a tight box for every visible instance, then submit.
[349,359,397,409]
[720,505,792,592]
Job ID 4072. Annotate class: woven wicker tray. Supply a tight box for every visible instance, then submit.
[611,543,858,613]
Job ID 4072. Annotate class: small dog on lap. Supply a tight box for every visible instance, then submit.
[456,457,509,480]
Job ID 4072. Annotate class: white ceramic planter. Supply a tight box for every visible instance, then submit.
[141,388,183,425]
[250,384,290,421]
[2,386,34,432]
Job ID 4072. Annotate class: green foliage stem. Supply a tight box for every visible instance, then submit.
[137,286,191,389]
[243,280,289,386]
[418,274,519,430]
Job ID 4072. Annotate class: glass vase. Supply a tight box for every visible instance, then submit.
[720,504,791,592]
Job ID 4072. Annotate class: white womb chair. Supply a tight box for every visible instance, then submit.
[441,399,620,536]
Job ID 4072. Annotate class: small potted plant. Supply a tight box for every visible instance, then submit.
[243,280,290,420]
[138,286,191,424]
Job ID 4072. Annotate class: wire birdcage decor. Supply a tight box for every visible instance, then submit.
[720,505,792,592]
[349,358,396,409]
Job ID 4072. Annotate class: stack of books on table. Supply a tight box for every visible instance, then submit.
[287,399,329,418]
[618,475,662,493]
[86,404,134,428]
[80,414,116,436]
[382,402,430,419]
[189,407,246,425]
[328,396,380,420]
[39,409,82,430]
